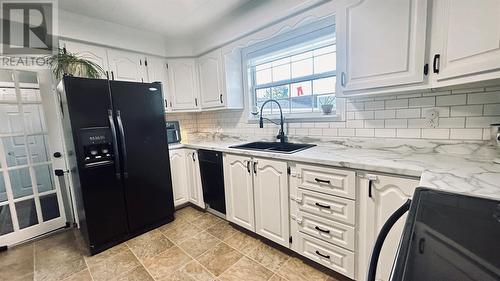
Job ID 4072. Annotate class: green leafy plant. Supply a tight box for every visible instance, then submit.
[47,48,105,79]
[319,95,335,105]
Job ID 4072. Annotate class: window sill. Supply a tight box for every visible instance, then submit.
[247,113,342,123]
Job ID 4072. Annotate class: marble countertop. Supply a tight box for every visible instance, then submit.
[169,134,500,200]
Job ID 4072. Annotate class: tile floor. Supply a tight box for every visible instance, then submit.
[0,206,347,281]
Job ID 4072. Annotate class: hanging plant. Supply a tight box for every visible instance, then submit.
[47,48,105,79]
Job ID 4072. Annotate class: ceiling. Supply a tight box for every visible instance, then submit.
[59,0,259,37]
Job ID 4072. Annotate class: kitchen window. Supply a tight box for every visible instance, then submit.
[244,17,338,121]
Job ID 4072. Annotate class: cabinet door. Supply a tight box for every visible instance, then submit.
[59,40,109,78]
[169,149,189,207]
[167,59,200,111]
[107,49,147,82]
[430,0,500,83]
[146,57,169,111]
[358,174,419,281]
[186,150,205,208]
[198,49,224,109]
[223,154,255,231]
[337,0,428,94]
[253,158,289,247]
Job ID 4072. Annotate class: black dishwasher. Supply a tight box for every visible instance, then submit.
[198,150,226,215]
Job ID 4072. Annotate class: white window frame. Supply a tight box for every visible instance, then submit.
[242,16,344,122]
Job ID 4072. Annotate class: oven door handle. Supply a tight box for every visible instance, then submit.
[367,199,412,281]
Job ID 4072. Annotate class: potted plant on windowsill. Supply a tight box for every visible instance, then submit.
[47,48,105,79]
[320,96,335,115]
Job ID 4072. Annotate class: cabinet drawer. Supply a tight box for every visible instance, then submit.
[295,188,355,225]
[295,211,355,251]
[296,164,355,199]
[296,232,355,279]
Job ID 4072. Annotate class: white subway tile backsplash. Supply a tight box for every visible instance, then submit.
[385,99,408,109]
[409,97,435,108]
[172,83,500,141]
[397,129,421,138]
[467,91,500,104]
[450,129,483,140]
[375,128,396,138]
[436,94,467,106]
[385,119,407,128]
[396,108,420,119]
[422,129,450,139]
[438,117,465,128]
[484,104,500,116]
[450,105,483,117]
[375,109,396,119]
[356,128,375,137]
[364,119,385,128]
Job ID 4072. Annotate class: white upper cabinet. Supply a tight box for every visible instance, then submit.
[145,56,169,111]
[107,49,147,82]
[336,0,429,96]
[167,59,200,111]
[59,40,110,78]
[198,49,225,108]
[430,0,500,86]
[197,47,244,110]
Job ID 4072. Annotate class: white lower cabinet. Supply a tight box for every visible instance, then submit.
[169,148,205,208]
[185,149,205,208]
[223,154,289,246]
[357,174,419,281]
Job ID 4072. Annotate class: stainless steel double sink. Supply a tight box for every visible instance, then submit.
[229,141,316,154]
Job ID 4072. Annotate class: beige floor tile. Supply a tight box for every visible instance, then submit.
[178,260,216,281]
[88,249,141,281]
[114,265,155,281]
[191,213,223,230]
[206,222,239,241]
[175,207,205,222]
[268,274,289,281]
[162,220,202,243]
[0,244,34,280]
[178,231,220,258]
[218,257,273,281]
[142,246,192,280]
[196,243,242,277]
[35,254,87,281]
[159,270,196,281]
[63,269,93,281]
[127,230,174,261]
[246,243,290,272]
[223,231,261,253]
[84,243,129,267]
[277,257,332,281]
[158,217,189,233]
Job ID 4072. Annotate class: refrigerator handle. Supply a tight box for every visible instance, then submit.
[108,109,121,179]
[116,110,128,179]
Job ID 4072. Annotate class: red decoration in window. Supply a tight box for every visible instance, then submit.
[297,86,303,96]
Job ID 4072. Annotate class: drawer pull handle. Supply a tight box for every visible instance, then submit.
[315,226,330,233]
[315,202,331,209]
[315,178,330,184]
[315,250,330,259]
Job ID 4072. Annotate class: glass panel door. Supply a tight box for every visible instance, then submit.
[0,69,66,246]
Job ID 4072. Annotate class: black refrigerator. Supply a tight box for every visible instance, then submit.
[59,76,175,255]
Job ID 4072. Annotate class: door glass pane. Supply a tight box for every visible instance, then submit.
[20,88,41,102]
[16,199,38,229]
[0,172,6,203]
[27,135,50,163]
[40,193,60,221]
[0,105,24,134]
[0,69,14,84]
[34,164,54,193]
[9,168,33,199]
[23,104,46,133]
[0,205,14,235]
[2,136,28,167]
[0,87,16,102]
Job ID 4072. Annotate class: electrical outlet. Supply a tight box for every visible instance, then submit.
[424,108,439,128]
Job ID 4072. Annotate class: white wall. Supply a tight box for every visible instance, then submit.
[58,10,193,57]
